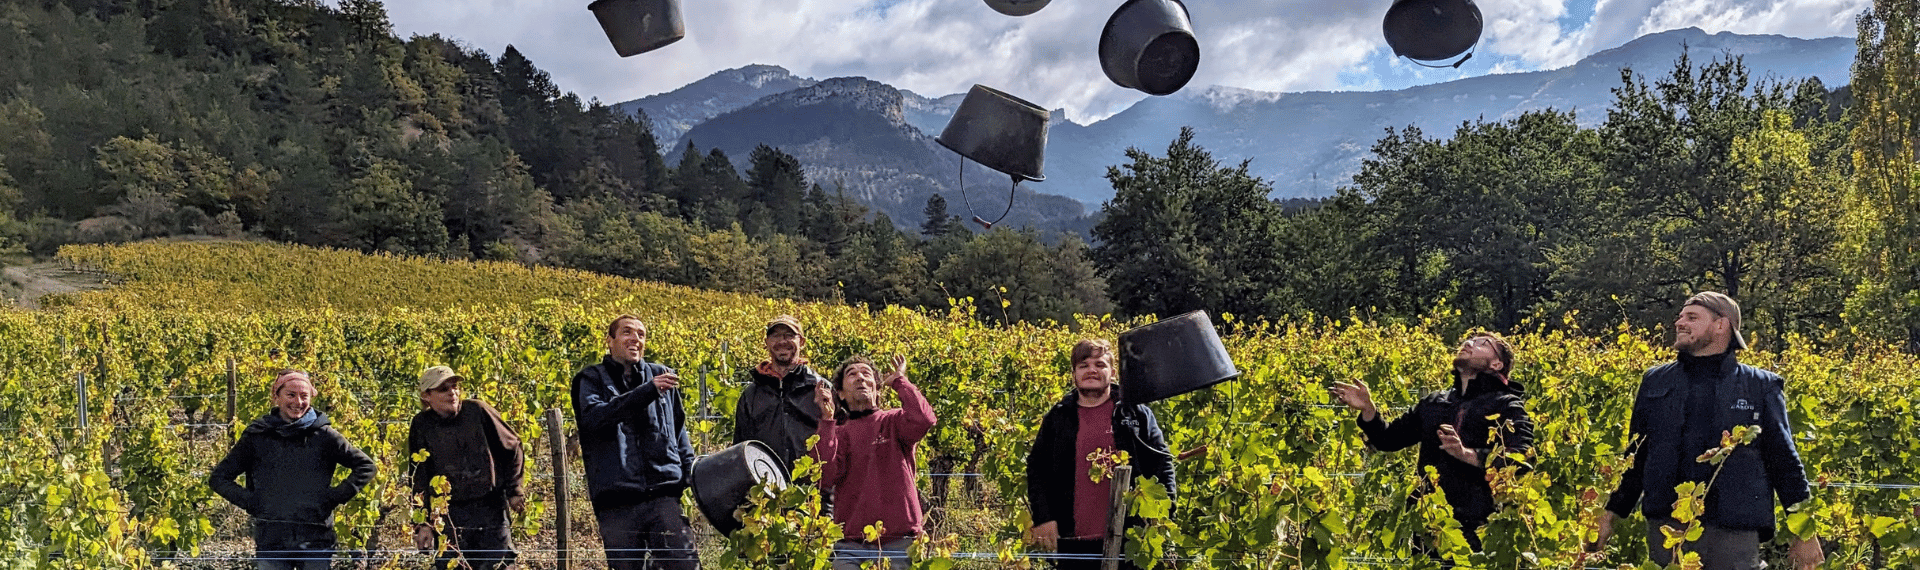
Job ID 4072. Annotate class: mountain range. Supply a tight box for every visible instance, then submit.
[612,27,1856,229]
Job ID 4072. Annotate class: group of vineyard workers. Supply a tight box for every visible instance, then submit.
[207,291,1823,570]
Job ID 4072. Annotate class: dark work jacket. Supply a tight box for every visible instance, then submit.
[1026,385,1177,538]
[1357,372,1533,527]
[1605,353,1811,539]
[735,362,827,472]
[572,356,696,507]
[208,409,377,551]
[407,399,526,507]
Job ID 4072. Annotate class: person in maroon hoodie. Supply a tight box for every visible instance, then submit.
[811,355,937,570]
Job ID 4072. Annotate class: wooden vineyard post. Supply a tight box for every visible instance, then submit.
[75,372,87,436]
[547,408,572,570]
[1102,465,1133,570]
[226,356,238,423]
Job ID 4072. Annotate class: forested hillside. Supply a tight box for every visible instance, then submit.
[0,0,1110,320]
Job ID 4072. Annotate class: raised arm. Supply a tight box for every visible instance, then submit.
[1357,401,1427,452]
[885,357,937,445]
[811,381,848,490]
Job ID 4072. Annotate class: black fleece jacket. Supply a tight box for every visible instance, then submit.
[734,363,827,472]
[1026,385,1177,538]
[1357,371,1533,527]
[208,409,377,550]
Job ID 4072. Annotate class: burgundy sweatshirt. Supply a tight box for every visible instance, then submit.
[813,375,937,541]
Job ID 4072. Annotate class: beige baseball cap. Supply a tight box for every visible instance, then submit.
[419,366,463,392]
[1685,291,1748,350]
[766,314,803,336]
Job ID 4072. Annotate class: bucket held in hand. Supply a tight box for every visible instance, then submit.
[690,440,788,535]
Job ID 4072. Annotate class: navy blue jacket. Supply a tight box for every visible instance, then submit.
[1026,385,1177,539]
[1357,371,1533,527]
[572,356,696,507]
[1605,353,1811,537]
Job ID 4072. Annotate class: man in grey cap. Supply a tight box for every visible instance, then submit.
[1591,292,1824,570]
[735,314,829,472]
[407,366,525,569]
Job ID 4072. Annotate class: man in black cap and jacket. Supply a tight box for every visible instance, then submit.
[209,370,377,570]
[734,314,828,472]
[572,315,698,570]
[1592,292,1823,570]
[1329,331,1534,553]
[1026,339,1176,570]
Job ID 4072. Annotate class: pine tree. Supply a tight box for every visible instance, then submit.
[746,144,807,235]
[921,194,954,237]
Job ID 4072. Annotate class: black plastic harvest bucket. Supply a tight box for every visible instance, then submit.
[690,440,788,535]
[1118,310,1240,405]
[1098,0,1201,96]
[588,0,686,57]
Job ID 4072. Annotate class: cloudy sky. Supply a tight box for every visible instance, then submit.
[384,0,1870,123]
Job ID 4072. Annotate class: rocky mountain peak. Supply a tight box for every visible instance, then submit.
[716,64,801,88]
[746,76,909,127]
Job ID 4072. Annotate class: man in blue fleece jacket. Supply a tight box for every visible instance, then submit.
[1593,292,1823,570]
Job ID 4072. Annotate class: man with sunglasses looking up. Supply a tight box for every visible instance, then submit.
[1329,331,1534,554]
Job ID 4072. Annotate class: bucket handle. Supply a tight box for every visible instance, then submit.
[1402,43,1476,69]
[956,155,1019,230]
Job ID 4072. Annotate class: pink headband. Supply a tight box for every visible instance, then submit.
[270,371,312,396]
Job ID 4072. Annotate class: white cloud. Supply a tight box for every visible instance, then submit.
[1476,0,1867,70]
[1637,0,1866,39]
[382,0,1865,123]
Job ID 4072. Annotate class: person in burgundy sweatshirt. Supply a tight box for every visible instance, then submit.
[811,354,937,570]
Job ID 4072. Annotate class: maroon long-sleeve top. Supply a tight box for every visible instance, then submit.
[812,375,937,541]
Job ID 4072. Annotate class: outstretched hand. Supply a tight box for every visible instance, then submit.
[886,355,908,383]
[1327,379,1377,420]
